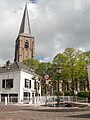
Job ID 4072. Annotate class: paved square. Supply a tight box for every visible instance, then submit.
[0,105,90,120]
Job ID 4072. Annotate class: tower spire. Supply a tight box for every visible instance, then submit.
[14,2,35,62]
[19,2,31,35]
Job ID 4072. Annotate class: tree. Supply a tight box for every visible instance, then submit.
[53,48,90,92]
[53,48,77,82]
[84,51,90,63]
[22,48,90,94]
[22,58,40,72]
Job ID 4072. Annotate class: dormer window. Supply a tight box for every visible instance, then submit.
[25,40,29,48]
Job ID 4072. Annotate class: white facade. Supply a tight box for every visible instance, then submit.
[87,65,90,90]
[0,68,41,104]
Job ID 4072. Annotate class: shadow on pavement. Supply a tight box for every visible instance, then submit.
[68,114,90,119]
[22,107,90,113]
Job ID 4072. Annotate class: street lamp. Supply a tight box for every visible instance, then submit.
[56,66,62,107]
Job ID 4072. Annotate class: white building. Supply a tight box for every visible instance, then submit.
[0,61,41,104]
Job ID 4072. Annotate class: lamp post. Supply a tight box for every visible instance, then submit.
[56,66,61,107]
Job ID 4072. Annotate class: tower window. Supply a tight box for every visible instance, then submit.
[25,40,29,48]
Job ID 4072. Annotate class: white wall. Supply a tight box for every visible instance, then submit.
[0,70,41,104]
[19,71,35,102]
[0,71,20,94]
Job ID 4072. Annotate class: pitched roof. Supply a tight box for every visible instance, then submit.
[0,61,31,73]
[19,3,31,35]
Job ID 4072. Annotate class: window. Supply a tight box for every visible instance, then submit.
[23,92,30,102]
[2,79,13,88]
[23,92,28,101]
[25,40,29,48]
[29,80,31,88]
[2,79,5,88]
[25,79,31,88]
[24,92,28,97]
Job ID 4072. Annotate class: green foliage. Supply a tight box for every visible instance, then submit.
[64,91,73,96]
[53,91,63,96]
[78,91,90,98]
[22,48,90,94]
[22,58,40,72]
[53,48,90,90]
[84,51,90,64]
[36,62,52,76]
[79,104,88,108]
[23,59,53,78]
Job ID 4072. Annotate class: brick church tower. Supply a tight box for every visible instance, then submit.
[14,3,35,62]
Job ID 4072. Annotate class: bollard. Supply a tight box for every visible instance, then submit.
[54,98,55,107]
[34,97,36,106]
[5,97,7,105]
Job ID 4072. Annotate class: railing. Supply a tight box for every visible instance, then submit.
[0,96,89,106]
[36,96,89,107]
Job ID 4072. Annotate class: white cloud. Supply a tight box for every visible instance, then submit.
[39,57,51,63]
[74,0,82,10]
[0,0,90,65]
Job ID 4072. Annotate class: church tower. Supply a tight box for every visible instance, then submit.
[14,3,35,62]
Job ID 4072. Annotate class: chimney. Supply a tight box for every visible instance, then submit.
[6,60,11,67]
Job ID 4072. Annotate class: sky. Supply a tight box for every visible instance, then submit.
[0,0,90,65]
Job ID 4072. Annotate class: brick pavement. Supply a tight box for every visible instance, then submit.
[0,105,90,120]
